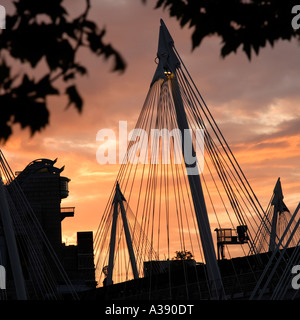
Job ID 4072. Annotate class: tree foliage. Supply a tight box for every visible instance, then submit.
[0,0,126,142]
[173,250,194,260]
[154,0,300,59]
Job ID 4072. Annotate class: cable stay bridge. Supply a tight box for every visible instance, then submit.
[0,20,300,300]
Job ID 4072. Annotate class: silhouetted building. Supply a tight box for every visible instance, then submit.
[63,231,96,289]
[14,158,96,292]
[15,159,69,260]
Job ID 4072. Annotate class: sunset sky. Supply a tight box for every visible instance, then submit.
[1,0,300,247]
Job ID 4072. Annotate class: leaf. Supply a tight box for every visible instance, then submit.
[0,121,12,143]
[243,41,252,60]
[112,52,127,72]
[0,59,10,83]
[155,0,165,9]
[36,75,59,97]
[63,72,75,81]
[74,64,87,75]
[86,29,126,72]
[82,20,97,31]
[87,32,102,53]
[65,85,83,113]
[16,74,36,95]
[13,97,49,135]
[0,95,13,142]
[191,28,205,49]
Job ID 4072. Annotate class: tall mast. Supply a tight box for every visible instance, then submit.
[151,19,224,298]
[269,177,289,252]
[106,182,139,286]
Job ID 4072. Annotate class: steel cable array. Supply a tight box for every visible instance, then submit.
[0,150,79,300]
[93,21,300,299]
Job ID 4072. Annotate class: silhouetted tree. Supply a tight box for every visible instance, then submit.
[154,0,300,59]
[0,0,126,142]
[173,250,194,260]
